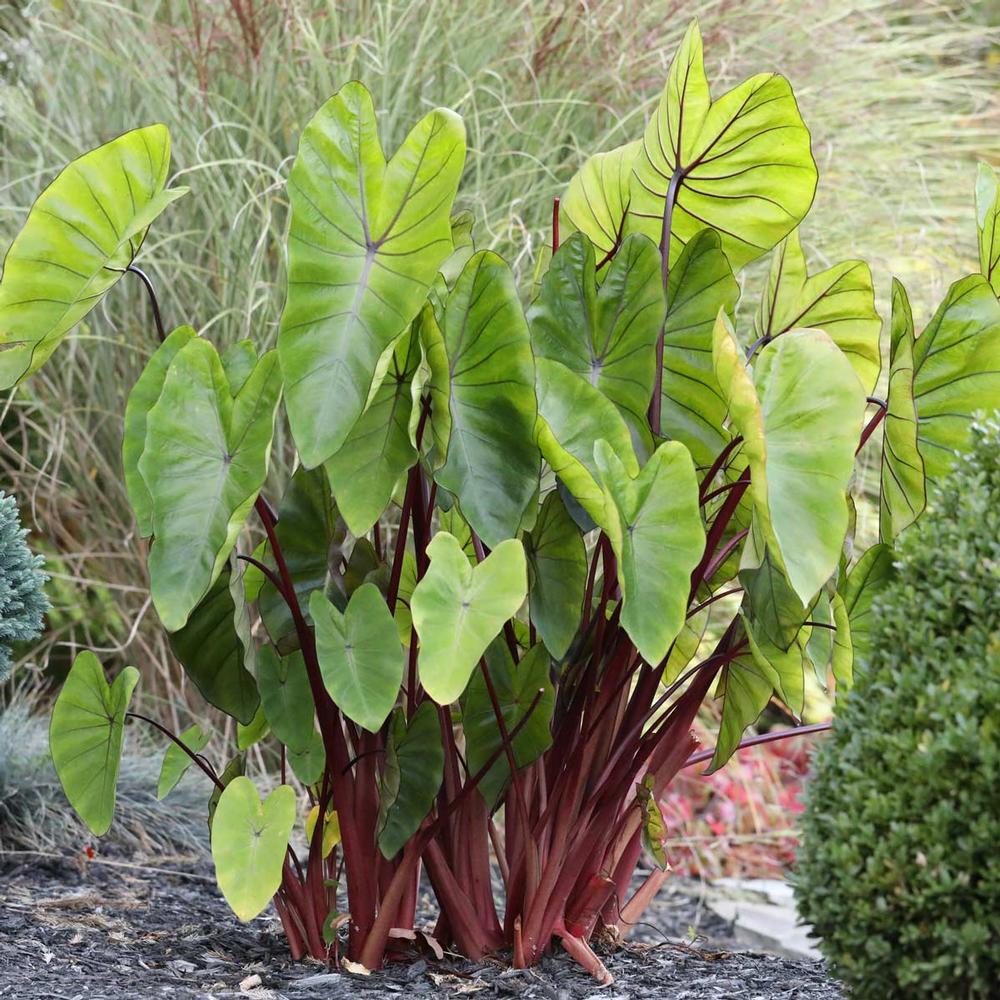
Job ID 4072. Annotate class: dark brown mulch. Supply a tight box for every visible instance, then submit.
[0,855,843,999]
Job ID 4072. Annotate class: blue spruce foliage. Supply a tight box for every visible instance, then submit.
[0,491,49,680]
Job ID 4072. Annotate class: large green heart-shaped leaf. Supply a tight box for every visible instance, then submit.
[377,703,444,859]
[311,583,403,733]
[528,233,663,442]
[534,357,637,527]
[255,647,315,753]
[0,125,186,389]
[49,651,140,836]
[560,141,640,256]
[140,338,282,631]
[838,543,894,668]
[411,532,527,705]
[659,228,740,470]
[523,491,588,660]
[911,273,1000,487]
[123,326,197,538]
[976,162,1000,297]
[595,440,705,666]
[424,250,539,547]
[628,20,816,271]
[323,331,419,536]
[713,317,866,604]
[258,465,346,651]
[168,559,260,724]
[157,724,211,801]
[211,777,295,922]
[278,82,466,468]
[755,230,881,392]
[879,280,925,542]
[463,642,554,808]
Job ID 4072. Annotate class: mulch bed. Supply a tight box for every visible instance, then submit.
[0,855,843,999]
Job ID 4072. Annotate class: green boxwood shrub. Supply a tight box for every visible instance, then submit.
[795,416,1000,999]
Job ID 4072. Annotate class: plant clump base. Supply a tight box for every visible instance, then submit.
[0,857,843,1000]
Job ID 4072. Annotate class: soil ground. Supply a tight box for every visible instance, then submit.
[0,855,843,999]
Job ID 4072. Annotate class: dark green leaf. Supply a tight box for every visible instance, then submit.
[528,232,663,444]
[462,642,554,808]
[168,560,259,725]
[258,465,346,651]
[256,646,315,753]
[426,250,540,547]
[377,703,444,858]
[524,491,588,659]
[288,729,326,786]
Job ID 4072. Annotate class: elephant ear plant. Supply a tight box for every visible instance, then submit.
[4,19,999,983]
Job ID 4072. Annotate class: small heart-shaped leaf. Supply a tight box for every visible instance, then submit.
[411,533,527,705]
[50,652,140,836]
[311,583,403,733]
[211,777,295,922]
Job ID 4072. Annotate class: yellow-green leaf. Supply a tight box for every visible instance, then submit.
[411,533,527,705]
[211,778,295,922]
[595,439,705,666]
[713,316,866,604]
[755,230,881,393]
[560,141,640,256]
[628,21,816,271]
[879,280,926,542]
[0,125,185,388]
[49,652,140,836]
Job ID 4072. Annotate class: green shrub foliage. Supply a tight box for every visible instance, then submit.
[0,491,48,680]
[796,416,1000,1000]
